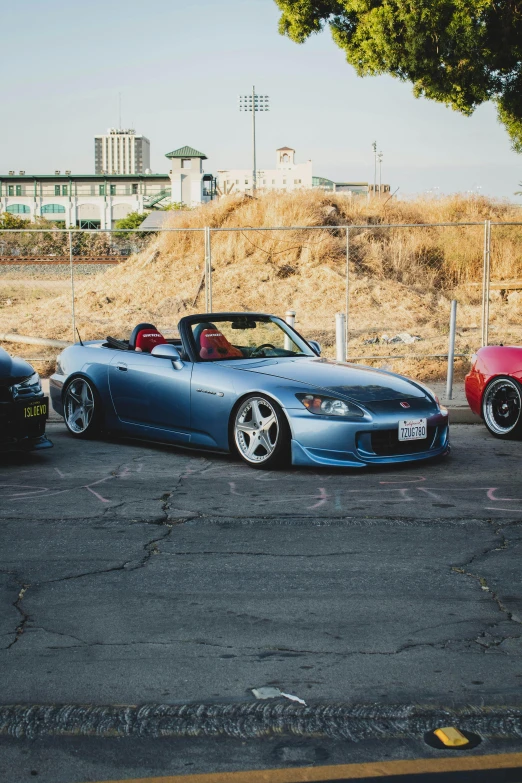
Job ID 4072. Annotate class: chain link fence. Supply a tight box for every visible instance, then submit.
[0,221,521,382]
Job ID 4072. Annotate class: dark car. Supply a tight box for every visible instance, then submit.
[0,347,52,454]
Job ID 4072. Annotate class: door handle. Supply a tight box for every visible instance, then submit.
[116,362,128,372]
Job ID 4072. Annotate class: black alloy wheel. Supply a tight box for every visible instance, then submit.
[482,376,522,439]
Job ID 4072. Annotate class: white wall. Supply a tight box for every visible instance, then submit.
[217,161,312,194]
[0,193,146,228]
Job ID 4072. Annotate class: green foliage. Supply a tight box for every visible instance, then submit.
[0,212,30,229]
[114,211,149,231]
[113,211,151,240]
[274,0,522,150]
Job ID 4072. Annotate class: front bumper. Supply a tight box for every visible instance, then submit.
[288,407,450,467]
[0,393,53,454]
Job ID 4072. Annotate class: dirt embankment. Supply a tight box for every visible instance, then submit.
[1,191,521,380]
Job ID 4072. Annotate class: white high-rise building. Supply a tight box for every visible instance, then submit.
[94,129,151,175]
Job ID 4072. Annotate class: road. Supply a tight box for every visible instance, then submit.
[1,422,522,782]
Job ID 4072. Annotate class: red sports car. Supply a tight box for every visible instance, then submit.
[465,346,522,438]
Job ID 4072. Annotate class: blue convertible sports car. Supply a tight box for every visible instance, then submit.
[50,312,450,469]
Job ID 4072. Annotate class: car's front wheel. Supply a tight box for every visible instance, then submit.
[482,376,522,439]
[63,376,102,438]
[233,394,290,468]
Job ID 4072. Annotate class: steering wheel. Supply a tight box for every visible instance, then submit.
[250,343,277,358]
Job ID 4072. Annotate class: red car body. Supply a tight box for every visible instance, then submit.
[465,346,522,417]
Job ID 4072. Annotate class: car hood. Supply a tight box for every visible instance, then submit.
[0,347,34,385]
[232,357,429,403]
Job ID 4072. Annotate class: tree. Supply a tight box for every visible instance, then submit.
[113,210,151,240]
[0,212,30,229]
[114,211,149,231]
[273,0,522,151]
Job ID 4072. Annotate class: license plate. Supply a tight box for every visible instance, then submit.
[398,417,427,441]
[18,398,48,422]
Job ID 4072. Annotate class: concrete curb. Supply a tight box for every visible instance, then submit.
[447,408,482,425]
[1,703,521,740]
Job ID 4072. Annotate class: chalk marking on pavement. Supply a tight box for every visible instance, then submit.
[417,487,444,499]
[82,476,115,504]
[229,481,241,496]
[308,488,328,509]
[334,490,342,511]
[487,487,520,502]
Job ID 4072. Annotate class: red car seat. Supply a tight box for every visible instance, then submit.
[129,322,167,353]
[199,329,243,360]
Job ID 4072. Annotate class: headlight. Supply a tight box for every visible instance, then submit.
[296,393,364,417]
[12,372,41,394]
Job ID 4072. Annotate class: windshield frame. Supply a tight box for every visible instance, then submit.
[178,312,317,363]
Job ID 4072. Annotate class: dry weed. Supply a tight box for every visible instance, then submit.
[1,191,521,379]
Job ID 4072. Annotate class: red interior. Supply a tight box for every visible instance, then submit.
[135,329,167,352]
[199,329,243,360]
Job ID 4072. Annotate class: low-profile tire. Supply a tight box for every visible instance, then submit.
[232,394,290,469]
[63,376,103,439]
[482,376,522,439]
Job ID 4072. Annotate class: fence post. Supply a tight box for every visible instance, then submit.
[481,219,491,347]
[446,299,457,400]
[345,226,350,358]
[68,230,76,343]
[285,309,296,351]
[207,226,212,313]
[485,219,491,346]
[203,226,211,313]
[336,312,346,362]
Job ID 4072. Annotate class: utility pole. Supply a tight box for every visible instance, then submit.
[372,141,377,198]
[238,88,270,194]
[378,151,383,196]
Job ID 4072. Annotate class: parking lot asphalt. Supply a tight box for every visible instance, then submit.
[1,422,522,781]
[1,420,520,522]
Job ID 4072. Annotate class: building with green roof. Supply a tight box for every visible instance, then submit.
[0,145,216,228]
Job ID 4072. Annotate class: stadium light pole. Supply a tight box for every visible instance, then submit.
[238,87,270,193]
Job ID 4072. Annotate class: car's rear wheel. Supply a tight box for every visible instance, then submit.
[233,394,290,468]
[482,376,522,439]
[63,377,102,438]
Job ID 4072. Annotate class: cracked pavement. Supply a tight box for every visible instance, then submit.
[1,422,522,706]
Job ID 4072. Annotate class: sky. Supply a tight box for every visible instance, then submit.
[2,0,521,200]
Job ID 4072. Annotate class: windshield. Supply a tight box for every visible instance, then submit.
[190,315,315,361]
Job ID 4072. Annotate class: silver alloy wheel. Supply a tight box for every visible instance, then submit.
[483,377,521,435]
[64,377,95,434]
[234,396,279,464]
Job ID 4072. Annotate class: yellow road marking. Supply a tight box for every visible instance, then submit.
[91,751,522,783]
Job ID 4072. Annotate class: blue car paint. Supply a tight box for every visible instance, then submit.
[50,314,450,467]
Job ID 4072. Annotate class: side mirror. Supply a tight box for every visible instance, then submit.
[308,340,321,356]
[151,343,184,369]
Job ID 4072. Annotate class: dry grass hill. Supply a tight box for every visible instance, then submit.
[1,190,522,380]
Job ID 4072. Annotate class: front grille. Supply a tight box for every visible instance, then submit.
[370,426,437,456]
